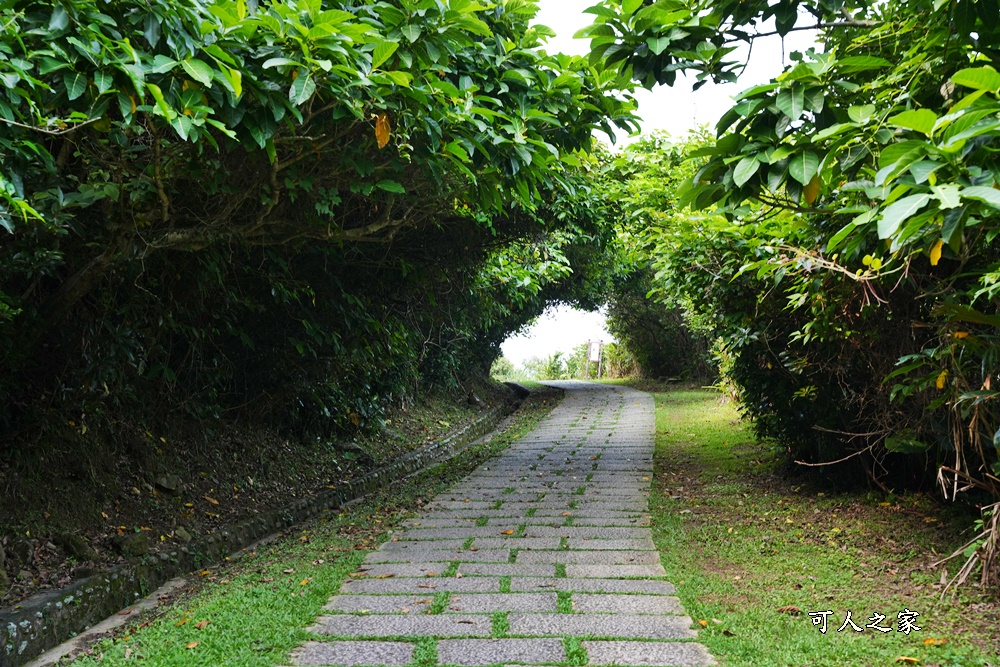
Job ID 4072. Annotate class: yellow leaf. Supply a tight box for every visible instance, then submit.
[803,175,820,205]
[375,113,391,149]
[698,619,708,627]
[185,641,199,650]
[204,495,219,505]
[195,620,210,630]
[936,370,948,389]
[299,578,310,585]
[198,570,211,577]
[500,530,514,535]
[895,657,920,664]
[954,331,969,339]
[930,239,944,266]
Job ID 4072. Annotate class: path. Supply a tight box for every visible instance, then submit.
[290,382,715,667]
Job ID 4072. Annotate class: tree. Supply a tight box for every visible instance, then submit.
[585,0,1000,586]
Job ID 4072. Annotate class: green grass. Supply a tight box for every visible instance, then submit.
[68,389,561,667]
[647,389,997,666]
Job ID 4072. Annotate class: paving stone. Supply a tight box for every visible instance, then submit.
[516,550,660,564]
[381,539,467,551]
[353,563,452,577]
[325,595,439,614]
[565,564,667,577]
[292,640,413,666]
[437,638,566,666]
[471,538,561,550]
[566,538,655,551]
[444,593,558,613]
[339,577,500,594]
[312,614,491,637]
[583,641,717,666]
[570,594,684,615]
[510,578,676,595]
[396,527,522,539]
[457,563,555,577]
[523,526,649,539]
[507,613,695,639]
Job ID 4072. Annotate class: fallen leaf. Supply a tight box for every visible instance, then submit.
[424,572,438,577]
[117,608,133,616]
[175,619,189,627]
[185,642,199,650]
[203,496,219,505]
[923,638,948,646]
[418,584,436,589]
[300,579,311,585]
[375,574,395,579]
[895,658,920,664]
[195,620,210,630]
[375,113,391,149]
[415,599,433,604]
[698,619,707,627]
[500,530,514,535]
[561,512,572,516]
[198,570,210,577]
[283,568,295,574]
[776,606,802,616]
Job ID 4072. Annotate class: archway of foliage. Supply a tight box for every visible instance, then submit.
[586,0,1000,587]
[0,0,636,470]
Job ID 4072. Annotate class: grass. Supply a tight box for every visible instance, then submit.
[645,388,999,666]
[66,387,562,667]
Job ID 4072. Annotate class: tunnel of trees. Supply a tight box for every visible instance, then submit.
[2,0,1000,586]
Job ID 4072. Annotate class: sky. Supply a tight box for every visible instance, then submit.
[500,1,818,367]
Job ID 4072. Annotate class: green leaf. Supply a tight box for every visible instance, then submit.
[878,194,931,239]
[64,72,87,101]
[400,24,422,43]
[376,179,406,194]
[732,156,760,187]
[775,86,804,119]
[951,66,1000,93]
[219,65,242,97]
[382,71,412,88]
[932,184,961,209]
[371,41,399,69]
[888,109,938,136]
[94,71,113,94]
[788,151,819,185]
[290,74,316,105]
[146,83,174,119]
[180,58,214,87]
[961,185,1000,209]
[848,104,875,124]
[835,56,893,73]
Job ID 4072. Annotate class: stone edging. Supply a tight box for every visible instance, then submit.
[0,397,518,667]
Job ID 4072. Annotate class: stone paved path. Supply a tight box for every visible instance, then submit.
[290,382,715,667]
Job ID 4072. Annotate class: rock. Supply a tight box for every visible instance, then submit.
[153,473,185,496]
[17,569,32,581]
[174,526,192,543]
[0,542,6,568]
[11,539,34,565]
[468,391,486,408]
[115,533,149,557]
[56,533,99,562]
[0,568,8,594]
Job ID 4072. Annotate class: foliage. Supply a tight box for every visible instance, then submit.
[586,0,1000,584]
[0,0,637,458]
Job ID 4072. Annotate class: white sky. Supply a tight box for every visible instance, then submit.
[500,1,818,367]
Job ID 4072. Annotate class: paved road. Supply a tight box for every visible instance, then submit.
[290,382,715,667]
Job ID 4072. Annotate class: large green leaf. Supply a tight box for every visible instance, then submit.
[180,58,214,87]
[788,151,819,185]
[732,155,759,187]
[775,86,804,119]
[888,109,938,136]
[371,41,399,69]
[951,66,1000,93]
[64,72,87,101]
[878,194,931,239]
[961,185,1000,209]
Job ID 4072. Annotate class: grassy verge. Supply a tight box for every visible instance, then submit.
[646,389,998,667]
[65,387,562,667]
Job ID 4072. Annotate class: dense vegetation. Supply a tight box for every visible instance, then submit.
[0,0,635,467]
[587,0,1000,587]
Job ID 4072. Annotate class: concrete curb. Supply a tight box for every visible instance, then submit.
[1,397,518,667]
